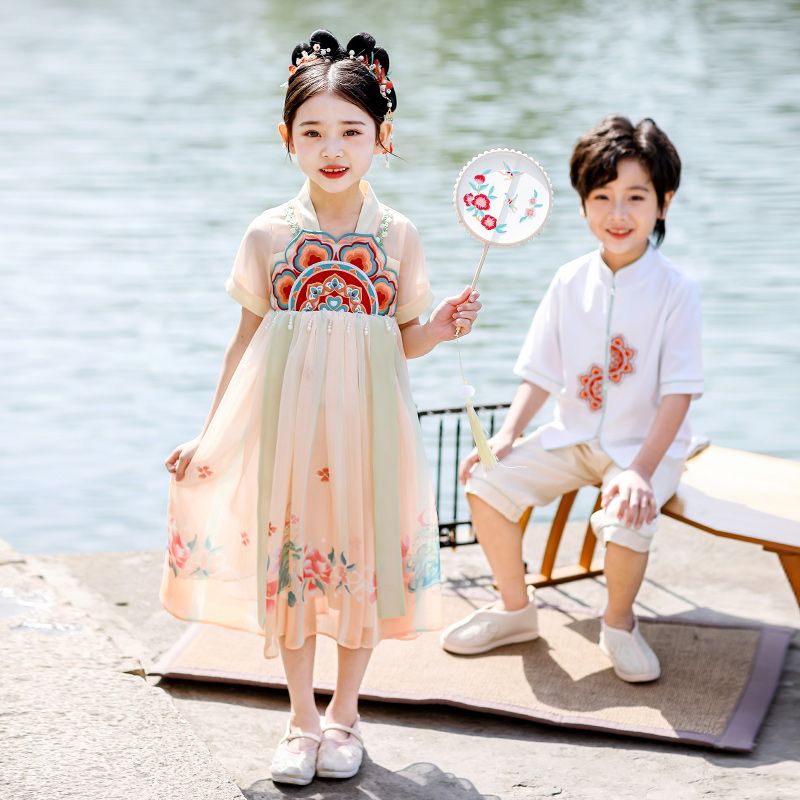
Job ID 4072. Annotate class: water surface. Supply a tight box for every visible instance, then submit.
[1,0,798,553]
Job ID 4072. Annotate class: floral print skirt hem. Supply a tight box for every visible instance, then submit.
[160,310,441,657]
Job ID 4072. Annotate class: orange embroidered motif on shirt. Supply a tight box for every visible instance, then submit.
[577,334,636,411]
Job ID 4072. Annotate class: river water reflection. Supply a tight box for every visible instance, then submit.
[1,0,798,552]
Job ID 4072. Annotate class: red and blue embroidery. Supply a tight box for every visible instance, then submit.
[271,230,398,316]
[578,334,636,411]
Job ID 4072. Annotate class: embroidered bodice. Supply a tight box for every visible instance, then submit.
[225,179,433,326]
[270,206,397,316]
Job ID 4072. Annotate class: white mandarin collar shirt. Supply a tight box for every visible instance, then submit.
[514,245,704,467]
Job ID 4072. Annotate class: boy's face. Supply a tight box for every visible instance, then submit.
[278,93,391,197]
[582,158,672,270]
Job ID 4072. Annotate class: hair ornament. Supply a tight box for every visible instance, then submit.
[285,30,397,119]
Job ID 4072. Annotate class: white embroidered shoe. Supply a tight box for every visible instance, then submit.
[270,723,322,786]
[440,598,539,655]
[599,618,661,682]
[316,716,365,779]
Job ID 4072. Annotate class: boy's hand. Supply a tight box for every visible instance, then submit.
[458,429,515,484]
[427,286,481,343]
[601,469,657,529]
[165,436,201,481]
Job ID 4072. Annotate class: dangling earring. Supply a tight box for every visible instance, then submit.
[384,140,393,169]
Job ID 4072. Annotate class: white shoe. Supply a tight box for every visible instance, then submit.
[270,723,322,786]
[599,619,661,682]
[316,715,365,779]
[440,598,539,655]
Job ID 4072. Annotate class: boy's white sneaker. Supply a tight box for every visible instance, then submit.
[440,598,539,655]
[599,618,661,682]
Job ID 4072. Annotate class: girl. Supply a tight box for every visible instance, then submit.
[161,29,481,786]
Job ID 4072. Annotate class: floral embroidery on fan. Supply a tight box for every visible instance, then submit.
[498,162,522,180]
[271,226,398,316]
[463,173,508,234]
[577,334,637,411]
[167,518,222,578]
[196,465,212,479]
[240,531,250,546]
[519,190,544,223]
[317,467,330,482]
[472,193,491,211]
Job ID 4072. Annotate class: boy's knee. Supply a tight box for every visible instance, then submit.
[465,478,526,526]
[590,508,655,554]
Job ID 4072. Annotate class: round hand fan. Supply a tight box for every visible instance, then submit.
[452,148,554,469]
[454,148,553,293]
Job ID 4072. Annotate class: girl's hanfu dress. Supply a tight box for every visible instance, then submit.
[160,180,442,657]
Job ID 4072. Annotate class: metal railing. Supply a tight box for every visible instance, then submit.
[417,402,511,548]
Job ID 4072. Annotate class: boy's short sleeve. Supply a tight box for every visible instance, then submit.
[224,220,271,318]
[659,278,704,400]
[395,221,434,325]
[513,277,563,395]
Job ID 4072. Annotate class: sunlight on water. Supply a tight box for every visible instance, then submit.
[1,0,798,552]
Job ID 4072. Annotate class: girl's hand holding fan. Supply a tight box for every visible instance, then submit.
[427,285,482,342]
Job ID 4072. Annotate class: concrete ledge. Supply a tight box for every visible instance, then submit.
[0,541,244,800]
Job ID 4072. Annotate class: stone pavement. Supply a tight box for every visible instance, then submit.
[3,515,799,799]
[0,539,244,800]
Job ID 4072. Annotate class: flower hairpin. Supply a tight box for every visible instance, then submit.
[286,42,334,78]
[347,52,393,113]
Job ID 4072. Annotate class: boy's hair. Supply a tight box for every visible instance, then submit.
[283,30,396,147]
[569,116,681,246]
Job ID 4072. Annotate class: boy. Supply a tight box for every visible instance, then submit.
[442,116,703,682]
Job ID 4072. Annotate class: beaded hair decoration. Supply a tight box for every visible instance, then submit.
[286,34,395,120]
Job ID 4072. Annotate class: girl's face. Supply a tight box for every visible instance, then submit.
[582,157,673,269]
[280,92,391,196]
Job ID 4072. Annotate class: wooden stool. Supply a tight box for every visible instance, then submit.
[517,445,800,608]
[520,489,604,588]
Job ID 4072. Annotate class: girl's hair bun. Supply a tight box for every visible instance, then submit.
[310,29,344,57]
[373,46,390,75]
[290,29,343,66]
[346,32,390,74]
[345,33,396,113]
[346,32,377,60]
[290,41,311,66]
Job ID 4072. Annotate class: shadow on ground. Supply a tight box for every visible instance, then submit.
[243,760,499,799]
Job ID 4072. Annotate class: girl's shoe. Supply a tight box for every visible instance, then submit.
[270,723,322,786]
[316,715,365,779]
